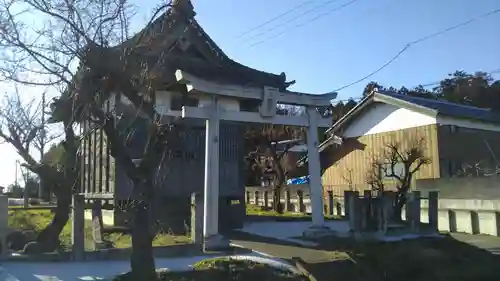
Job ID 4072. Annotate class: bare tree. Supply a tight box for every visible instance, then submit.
[0,0,177,279]
[366,156,385,193]
[343,168,354,191]
[246,124,304,213]
[368,138,431,220]
[0,89,78,253]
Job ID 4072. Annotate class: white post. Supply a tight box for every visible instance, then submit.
[306,106,325,227]
[202,98,227,250]
[0,195,8,259]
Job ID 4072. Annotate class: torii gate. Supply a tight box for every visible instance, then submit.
[165,70,337,250]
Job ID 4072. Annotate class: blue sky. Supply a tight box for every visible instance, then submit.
[1,0,499,187]
[185,0,500,101]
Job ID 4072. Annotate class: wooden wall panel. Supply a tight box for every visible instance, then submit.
[80,101,116,197]
[322,124,440,190]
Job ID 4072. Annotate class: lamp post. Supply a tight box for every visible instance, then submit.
[15,160,29,208]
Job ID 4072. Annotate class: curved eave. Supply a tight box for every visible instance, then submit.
[189,20,287,90]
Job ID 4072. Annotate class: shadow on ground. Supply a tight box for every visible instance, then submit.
[114,258,308,281]
[229,230,500,281]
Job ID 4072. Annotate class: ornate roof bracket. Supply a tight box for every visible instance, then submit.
[175,69,337,107]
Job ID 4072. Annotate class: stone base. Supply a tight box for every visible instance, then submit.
[203,234,230,252]
[302,225,335,239]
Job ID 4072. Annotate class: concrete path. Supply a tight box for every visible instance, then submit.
[239,220,350,246]
[451,233,500,255]
[229,230,362,281]
[0,252,296,281]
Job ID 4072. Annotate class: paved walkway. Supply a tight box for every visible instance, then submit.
[229,230,363,281]
[232,221,500,280]
[239,220,350,246]
[0,253,294,281]
[1,256,215,281]
[451,233,500,255]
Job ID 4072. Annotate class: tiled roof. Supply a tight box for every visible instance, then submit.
[378,91,500,124]
[298,90,500,166]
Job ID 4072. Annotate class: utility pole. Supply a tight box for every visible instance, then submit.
[39,92,46,200]
[21,163,29,208]
[14,160,18,188]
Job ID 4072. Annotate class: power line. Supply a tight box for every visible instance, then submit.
[250,0,362,48]
[241,0,344,44]
[333,7,500,92]
[235,0,317,39]
[333,67,500,103]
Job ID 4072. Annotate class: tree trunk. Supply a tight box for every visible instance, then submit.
[35,188,71,252]
[273,187,283,214]
[393,193,406,222]
[130,199,156,281]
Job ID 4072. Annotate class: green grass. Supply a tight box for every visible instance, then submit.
[246,204,308,217]
[8,209,191,251]
[114,258,308,281]
[246,204,341,220]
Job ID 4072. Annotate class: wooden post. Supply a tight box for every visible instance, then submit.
[91,200,105,250]
[362,190,372,230]
[284,189,292,212]
[428,191,439,232]
[411,191,421,232]
[348,191,360,233]
[191,192,204,246]
[335,201,343,217]
[263,191,269,208]
[297,190,305,213]
[72,194,85,261]
[380,192,393,235]
[327,191,334,216]
[344,190,353,218]
[405,193,412,223]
